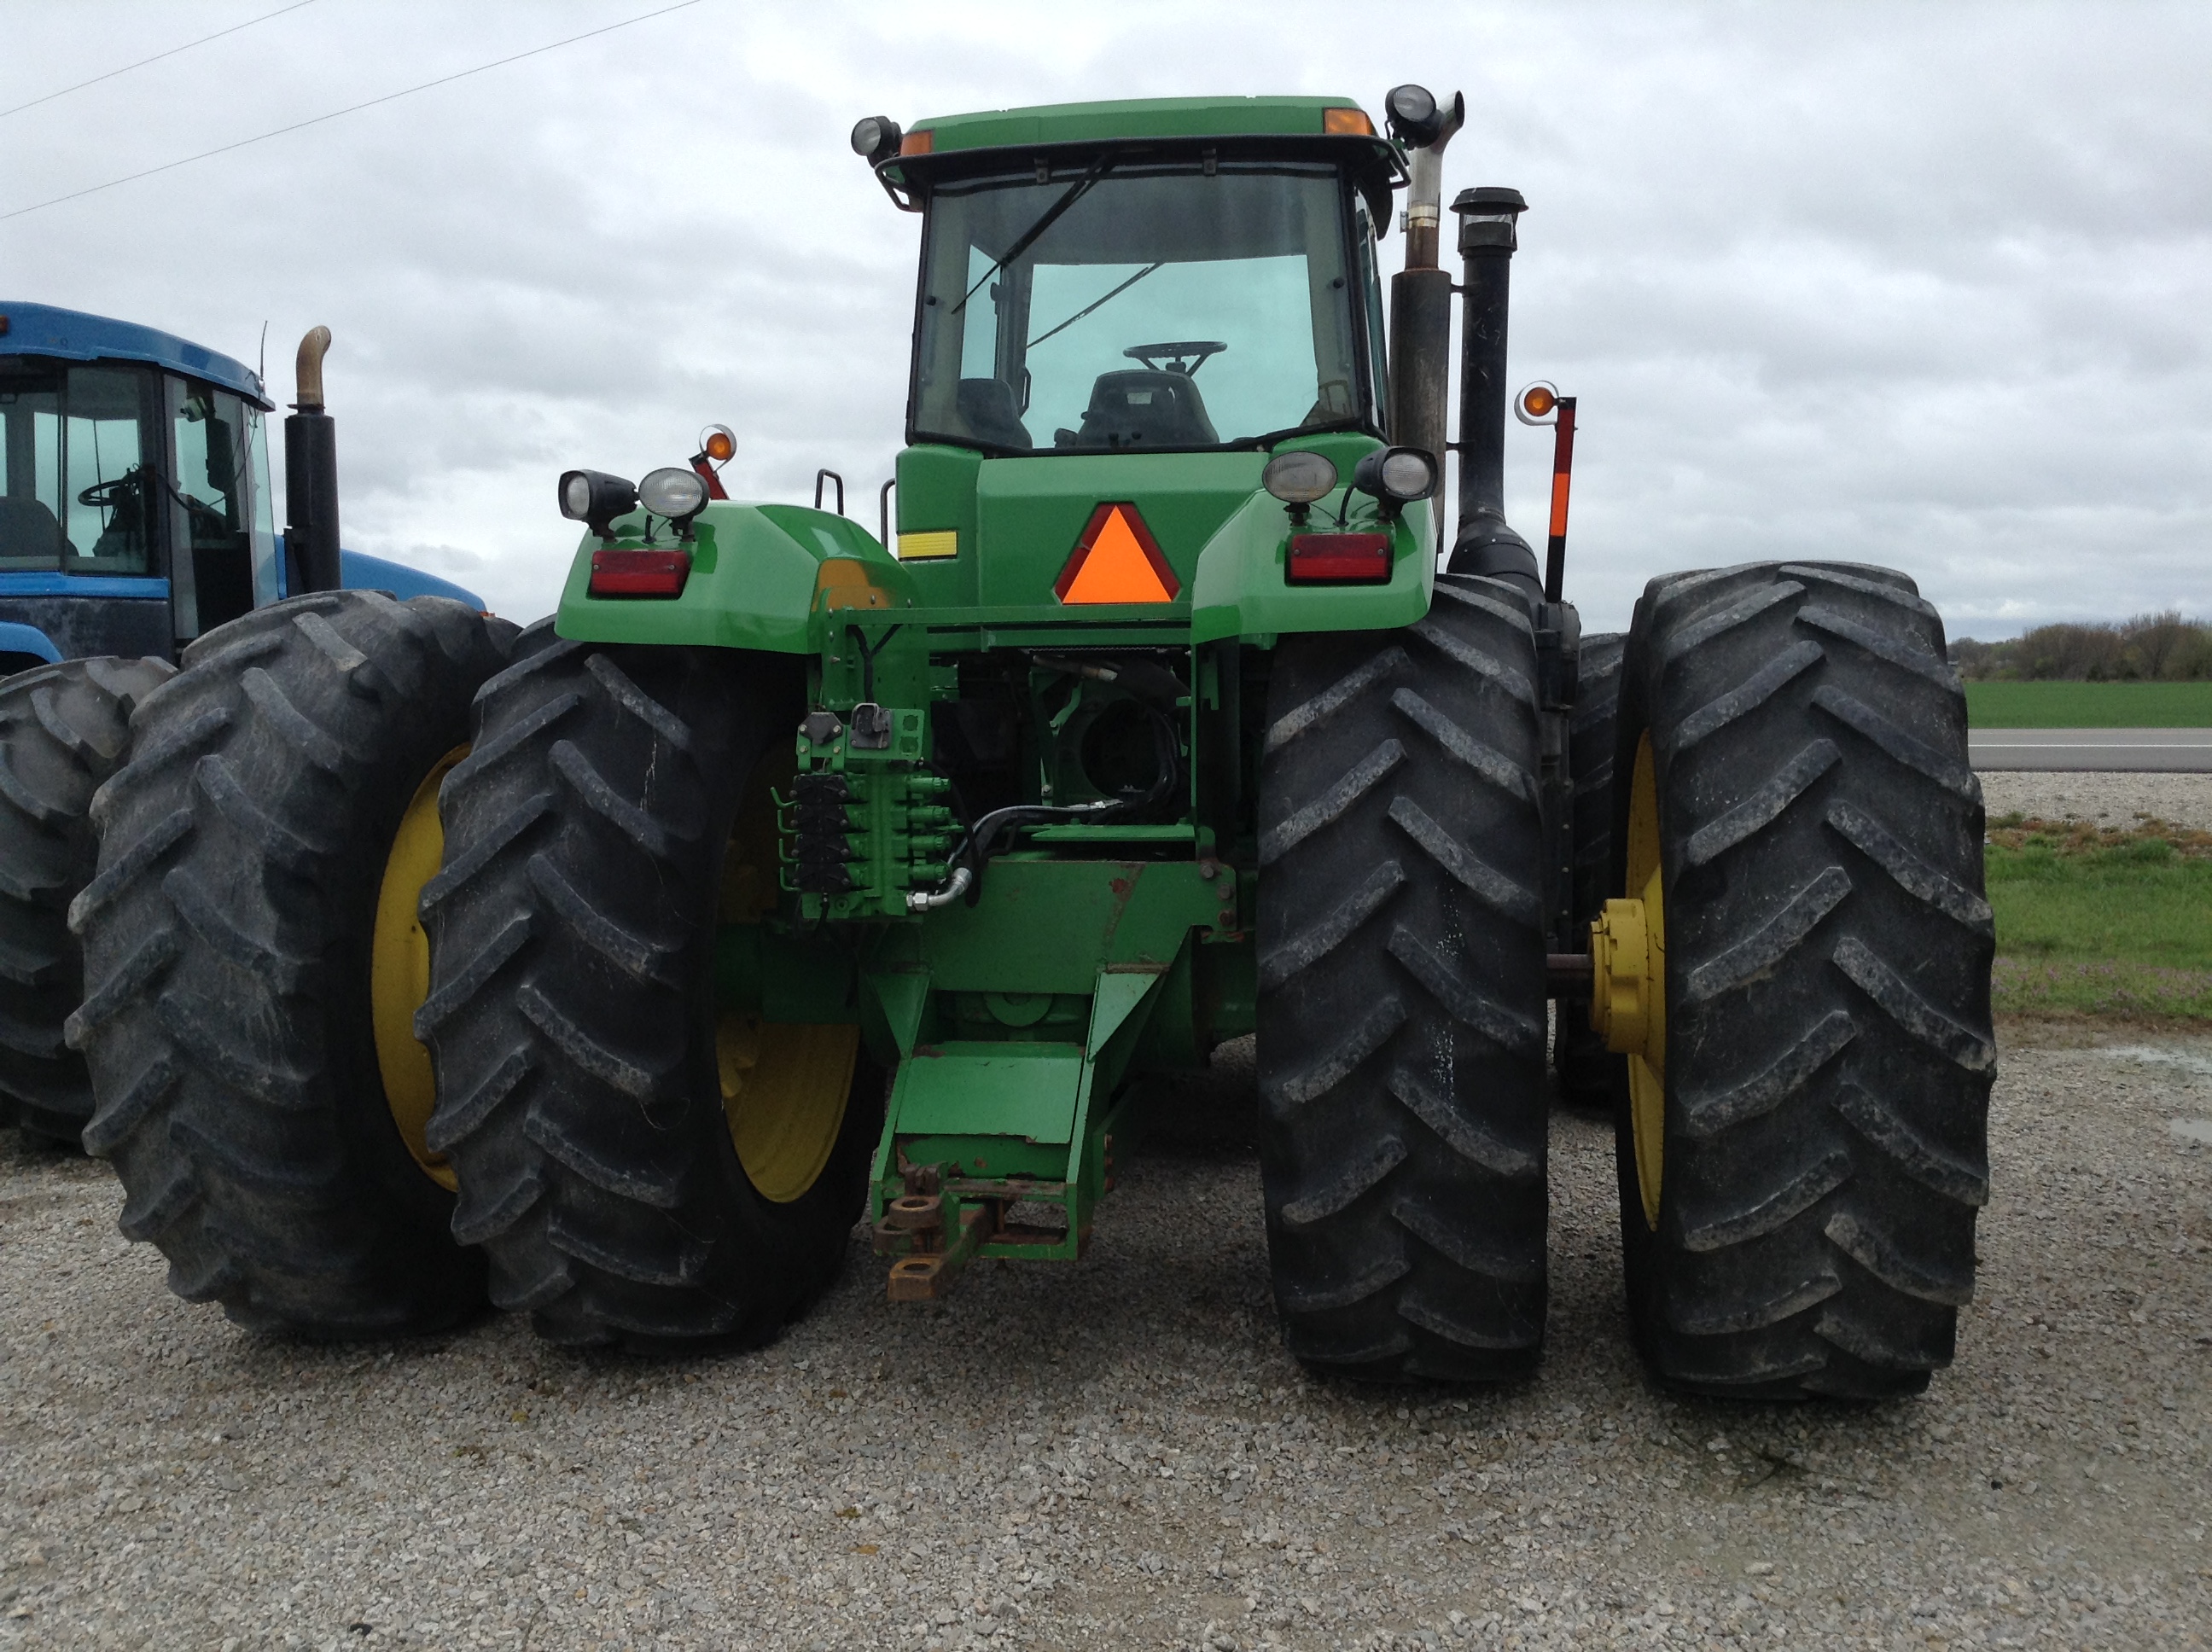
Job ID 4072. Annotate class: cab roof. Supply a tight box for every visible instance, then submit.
[0,300,271,410]
[909,95,1382,152]
[886,95,1400,224]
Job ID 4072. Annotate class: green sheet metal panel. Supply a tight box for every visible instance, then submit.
[919,858,1218,993]
[892,1041,1086,1143]
[555,503,911,651]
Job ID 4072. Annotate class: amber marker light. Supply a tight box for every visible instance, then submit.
[1323,108,1375,137]
[1514,381,1580,602]
[899,130,934,155]
[690,423,736,501]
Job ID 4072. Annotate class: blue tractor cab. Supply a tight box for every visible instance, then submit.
[0,302,480,675]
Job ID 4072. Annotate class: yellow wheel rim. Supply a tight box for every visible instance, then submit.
[716,751,859,1203]
[1622,732,1668,1229]
[370,745,468,1191]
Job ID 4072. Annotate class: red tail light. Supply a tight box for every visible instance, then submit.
[1286,532,1392,585]
[589,548,691,597]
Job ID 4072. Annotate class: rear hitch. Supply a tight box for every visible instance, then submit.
[872,1155,1087,1301]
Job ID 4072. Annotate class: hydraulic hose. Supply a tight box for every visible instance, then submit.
[903,652,1187,911]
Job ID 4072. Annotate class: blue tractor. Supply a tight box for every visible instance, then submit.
[0,303,483,1144]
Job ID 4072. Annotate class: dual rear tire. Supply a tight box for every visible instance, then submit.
[0,656,174,1147]
[1608,564,1992,1397]
[71,594,510,1335]
[1255,564,1989,1398]
[418,636,882,1351]
[1256,575,1551,1382]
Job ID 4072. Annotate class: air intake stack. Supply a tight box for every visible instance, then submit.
[1447,187,1540,596]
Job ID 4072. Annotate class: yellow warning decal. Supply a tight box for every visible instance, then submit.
[896,530,958,561]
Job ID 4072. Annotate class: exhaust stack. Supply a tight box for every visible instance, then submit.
[1447,187,1540,595]
[1383,86,1463,524]
[284,326,342,595]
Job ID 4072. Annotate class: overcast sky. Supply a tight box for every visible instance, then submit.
[4,0,2207,637]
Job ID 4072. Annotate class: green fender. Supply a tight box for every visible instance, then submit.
[555,503,911,651]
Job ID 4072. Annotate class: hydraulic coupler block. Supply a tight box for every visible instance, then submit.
[781,708,957,920]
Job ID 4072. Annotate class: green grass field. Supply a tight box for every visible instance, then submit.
[1965,680,2212,727]
[1985,819,2212,1019]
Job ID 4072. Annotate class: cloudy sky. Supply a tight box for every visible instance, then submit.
[4,1,2206,636]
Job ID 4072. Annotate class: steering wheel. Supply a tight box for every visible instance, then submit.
[1124,340,1227,377]
[77,469,143,509]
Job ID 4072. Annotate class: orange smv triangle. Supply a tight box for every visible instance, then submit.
[1055,503,1180,605]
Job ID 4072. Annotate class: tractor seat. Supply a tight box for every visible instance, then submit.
[0,496,66,563]
[1066,369,1220,450]
[955,378,1033,450]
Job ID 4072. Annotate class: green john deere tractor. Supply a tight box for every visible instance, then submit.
[69,87,1993,1395]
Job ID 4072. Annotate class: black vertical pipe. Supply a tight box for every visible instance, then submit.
[1447,187,1540,592]
[284,327,342,595]
[1386,268,1454,472]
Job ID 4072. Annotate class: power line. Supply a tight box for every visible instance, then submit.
[0,0,321,120]
[0,0,704,224]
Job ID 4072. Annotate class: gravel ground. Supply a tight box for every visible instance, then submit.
[5,774,2212,1650]
[1979,771,2212,831]
[3,1027,2209,1651]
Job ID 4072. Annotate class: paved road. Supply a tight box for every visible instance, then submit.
[1970,726,2212,771]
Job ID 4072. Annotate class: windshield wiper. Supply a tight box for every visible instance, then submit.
[1025,261,1165,352]
[952,155,1115,316]
[1225,416,1373,451]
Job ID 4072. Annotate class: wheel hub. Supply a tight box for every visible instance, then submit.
[370,745,469,1191]
[1591,731,1667,1227]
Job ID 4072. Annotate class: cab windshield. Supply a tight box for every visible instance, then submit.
[912,160,1379,454]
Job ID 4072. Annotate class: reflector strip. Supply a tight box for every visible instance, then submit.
[1285,532,1392,585]
[589,548,690,597]
[1055,503,1179,605]
[897,529,958,560]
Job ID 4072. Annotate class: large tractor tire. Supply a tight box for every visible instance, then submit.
[420,637,885,1352]
[1607,562,1994,1399]
[0,657,173,1147]
[1553,631,1624,1108]
[1255,574,1550,1382]
[70,592,513,1336]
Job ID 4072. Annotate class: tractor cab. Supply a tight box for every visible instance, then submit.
[0,303,281,672]
[0,303,482,678]
[899,119,1396,457]
[864,100,1422,617]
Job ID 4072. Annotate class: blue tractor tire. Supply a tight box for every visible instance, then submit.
[0,656,177,1146]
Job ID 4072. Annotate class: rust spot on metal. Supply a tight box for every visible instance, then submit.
[884,1205,987,1302]
[885,1194,943,1232]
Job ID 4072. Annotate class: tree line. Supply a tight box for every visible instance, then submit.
[1948,613,2212,681]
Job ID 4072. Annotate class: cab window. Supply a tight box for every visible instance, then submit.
[915,161,1373,453]
[166,378,259,635]
[0,360,63,568]
[0,360,160,574]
